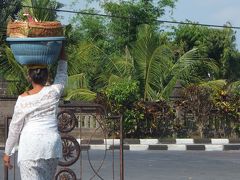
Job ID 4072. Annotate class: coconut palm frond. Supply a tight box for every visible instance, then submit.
[170,48,199,73]
[102,54,122,77]
[65,88,96,101]
[199,79,227,92]
[0,46,26,80]
[160,75,178,99]
[172,49,218,81]
[105,52,134,79]
[0,46,28,94]
[200,58,220,77]
[115,60,133,76]
[144,83,159,101]
[125,46,134,67]
[66,73,89,90]
[88,45,134,88]
[133,24,174,100]
[132,25,220,101]
[67,42,97,76]
[108,74,124,85]
[93,46,123,76]
[226,80,240,93]
[147,46,174,87]
[95,73,126,89]
[161,48,219,100]
[94,73,109,88]
[115,47,134,77]
[64,73,97,101]
[172,49,219,77]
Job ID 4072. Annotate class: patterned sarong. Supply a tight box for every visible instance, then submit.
[19,158,58,180]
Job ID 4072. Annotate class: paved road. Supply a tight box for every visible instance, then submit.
[1,150,240,180]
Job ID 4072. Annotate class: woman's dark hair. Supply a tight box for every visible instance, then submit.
[28,68,48,86]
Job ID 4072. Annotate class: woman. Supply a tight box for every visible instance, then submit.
[3,47,67,179]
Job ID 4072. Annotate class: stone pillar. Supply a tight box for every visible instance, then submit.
[89,115,95,128]
[0,99,16,145]
[0,99,16,124]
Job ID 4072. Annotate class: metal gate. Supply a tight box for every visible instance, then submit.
[4,101,124,180]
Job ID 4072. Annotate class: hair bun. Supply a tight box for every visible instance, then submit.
[35,69,41,74]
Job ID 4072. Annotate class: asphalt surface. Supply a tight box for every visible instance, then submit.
[1,150,240,180]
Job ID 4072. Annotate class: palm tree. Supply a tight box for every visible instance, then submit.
[64,41,134,101]
[65,24,219,102]
[131,24,219,101]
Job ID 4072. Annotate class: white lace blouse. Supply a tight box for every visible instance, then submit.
[5,60,67,163]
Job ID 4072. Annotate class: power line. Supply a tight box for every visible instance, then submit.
[1,3,240,30]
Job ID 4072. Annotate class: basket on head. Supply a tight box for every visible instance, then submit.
[7,21,63,38]
[6,37,65,65]
[28,21,63,37]
[7,21,29,37]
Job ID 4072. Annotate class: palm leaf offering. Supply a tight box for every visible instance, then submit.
[20,0,61,22]
[6,0,65,65]
[7,0,63,38]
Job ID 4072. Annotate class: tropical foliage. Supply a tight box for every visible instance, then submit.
[1,0,240,138]
[0,0,21,41]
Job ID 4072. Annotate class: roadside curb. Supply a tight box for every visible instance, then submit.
[76,138,240,151]
[1,139,240,151]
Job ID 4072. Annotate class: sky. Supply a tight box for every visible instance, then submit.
[58,0,240,49]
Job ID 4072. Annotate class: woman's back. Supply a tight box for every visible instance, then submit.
[5,60,67,163]
[19,86,61,134]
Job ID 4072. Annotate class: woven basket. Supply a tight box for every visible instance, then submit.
[28,21,63,37]
[7,21,29,37]
[7,21,63,38]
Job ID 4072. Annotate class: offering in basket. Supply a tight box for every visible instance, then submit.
[6,1,65,65]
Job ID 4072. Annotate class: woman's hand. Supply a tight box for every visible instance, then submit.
[3,154,13,169]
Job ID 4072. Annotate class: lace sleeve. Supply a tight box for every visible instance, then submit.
[5,100,25,156]
[52,60,68,95]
